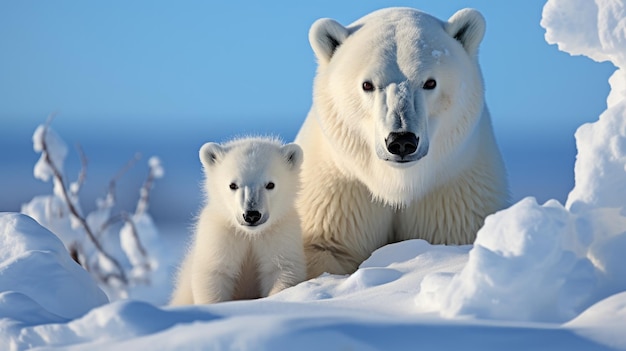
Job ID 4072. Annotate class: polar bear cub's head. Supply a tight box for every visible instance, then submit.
[199,137,303,234]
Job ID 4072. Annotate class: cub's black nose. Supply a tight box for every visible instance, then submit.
[385,132,418,157]
[243,210,262,224]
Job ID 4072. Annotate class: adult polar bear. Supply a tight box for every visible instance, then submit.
[296,7,509,278]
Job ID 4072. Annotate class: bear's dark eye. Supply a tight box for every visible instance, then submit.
[229,183,238,190]
[266,182,275,190]
[362,81,374,92]
[423,79,437,90]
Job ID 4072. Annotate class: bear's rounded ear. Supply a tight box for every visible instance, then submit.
[199,142,224,167]
[309,18,350,64]
[281,143,303,170]
[446,8,486,57]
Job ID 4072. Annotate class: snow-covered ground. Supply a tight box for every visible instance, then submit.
[2,0,626,350]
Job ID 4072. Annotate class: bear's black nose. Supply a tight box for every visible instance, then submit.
[385,132,418,157]
[243,210,262,224]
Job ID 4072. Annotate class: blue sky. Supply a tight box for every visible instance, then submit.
[0,1,617,223]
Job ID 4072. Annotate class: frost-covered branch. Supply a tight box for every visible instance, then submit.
[100,212,149,260]
[70,144,88,198]
[23,116,165,300]
[136,157,164,215]
[38,122,127,285]
[107,153,142,206]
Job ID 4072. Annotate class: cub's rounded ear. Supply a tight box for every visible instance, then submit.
[281,143,303,170]
[199,142,224,167]
[446,8,486,57]
[309,18,349,65]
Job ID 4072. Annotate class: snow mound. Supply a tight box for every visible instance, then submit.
[542,0,626,108]
[0,213,108,321]
[543,0,626,228]
[423,198,597,322]
[544,0,626,211]
[566,291,626,350]
[273,239,470,315]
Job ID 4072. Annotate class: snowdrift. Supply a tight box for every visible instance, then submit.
[1,214,624,350]
[1,0,626,349]
[0,213,108,322]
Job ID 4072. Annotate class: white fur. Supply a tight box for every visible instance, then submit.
[296,8,509,278]
[169,137,306,305]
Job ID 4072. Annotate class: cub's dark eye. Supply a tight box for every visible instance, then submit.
[266,182,275,190]
[362,81,374,92]
[423,79,437,90]
[229,183,238,190]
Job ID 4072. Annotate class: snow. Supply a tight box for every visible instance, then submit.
[32,124,67,184]
[2,0,626,350]
[1,222,622,350]
[0,213,108,322]
[431,198,598,323]
[148,156,164,179]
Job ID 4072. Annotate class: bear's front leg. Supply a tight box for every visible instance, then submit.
[191,268,239,304]
[191,233,249,304]
[260,264,304,297]
[303,241,358,278]
[169,252,194,305]
[256,234,306,297]
[298,176,396,278]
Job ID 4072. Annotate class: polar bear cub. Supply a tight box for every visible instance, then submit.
[170,137,306,305]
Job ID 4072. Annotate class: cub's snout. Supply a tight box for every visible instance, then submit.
[242,210,263,226]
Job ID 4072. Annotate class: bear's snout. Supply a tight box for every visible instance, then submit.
[385,132,418,158]
[243,210,262,225]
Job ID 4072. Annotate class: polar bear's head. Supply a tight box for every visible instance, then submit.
[309,8,488,205]
[199,138,303,234]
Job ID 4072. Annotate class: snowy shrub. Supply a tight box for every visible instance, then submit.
[21,117,165,301]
